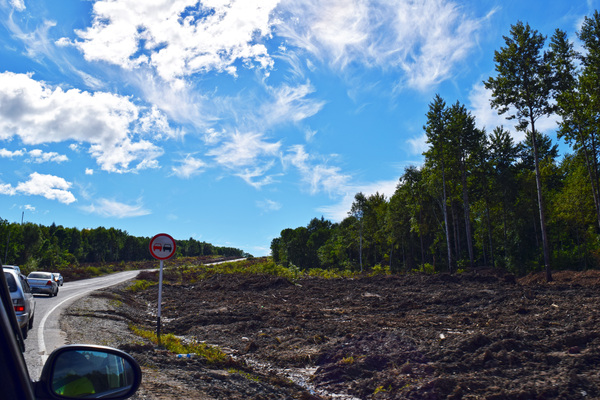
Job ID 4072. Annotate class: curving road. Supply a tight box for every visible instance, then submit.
[23,270,142,380]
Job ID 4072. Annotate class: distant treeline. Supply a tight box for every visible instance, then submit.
[272,14,600,277]
[0,219,248,269]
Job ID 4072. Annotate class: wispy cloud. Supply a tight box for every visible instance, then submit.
[256,198,282,212]
[317,178,399,222]
[276,0,488,91]
[469,82,559,141]
[171,155,207,179]
[260,81,325,126]
[208,131,280,168]
[406,133,429,156]
[285,145,350,195]
[82,198,151,218]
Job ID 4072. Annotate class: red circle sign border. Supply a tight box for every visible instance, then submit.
[149,233,176,260]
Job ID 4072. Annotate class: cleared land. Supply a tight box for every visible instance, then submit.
[62,267,600,399]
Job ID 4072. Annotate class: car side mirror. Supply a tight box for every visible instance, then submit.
[36,345,142,399]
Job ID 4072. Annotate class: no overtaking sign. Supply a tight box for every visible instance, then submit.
[149,233,176,260]
[149,233,176,345]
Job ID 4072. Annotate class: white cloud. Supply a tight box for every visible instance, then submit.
[256,198,282,212]
[85,168,94,175]
[0,72,165,173]
[82,198,151,218]
[469,82,559,142]
[9,0,25,11]
[261,82,325,126]
[235,162,281,189]
[285,145,350,195]
[26,149,68,163]
[406,133,429,156]
[89,138,162,173]
[277,0,488,91]
[0,183,17,196]
[0,147,68,163]
[136,105,184,140]
[171,155,206,179]
[72,0,280,83]
[0,172,76,204]
[317,178,399,222]
[208,131,280,169]
[0,148,25,158]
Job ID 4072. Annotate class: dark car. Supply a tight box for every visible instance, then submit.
[52,273,63,286]
[0,264,142,399]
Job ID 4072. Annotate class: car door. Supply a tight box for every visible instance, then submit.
[19,275,35,323]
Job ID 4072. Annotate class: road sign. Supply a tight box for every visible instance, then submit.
[149,233,176,260]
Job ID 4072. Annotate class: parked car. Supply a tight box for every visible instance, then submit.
[3,264,21,274]
[0,263,142,399]
[3,268,35,339]
[27,272,59,297]
[52,273,63,286]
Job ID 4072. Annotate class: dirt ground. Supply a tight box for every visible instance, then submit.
[62,269,600,399]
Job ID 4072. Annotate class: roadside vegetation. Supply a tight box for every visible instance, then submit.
[0,220,249,273]
[271,13,600,281]
[128,325,228,364]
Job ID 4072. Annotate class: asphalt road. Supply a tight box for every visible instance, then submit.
[23,270,142,380]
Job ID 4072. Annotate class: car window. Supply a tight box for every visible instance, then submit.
[28,273,48,279]
[4,272,17,292]
[19,276,31,293]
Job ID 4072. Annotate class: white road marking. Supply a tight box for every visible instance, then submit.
[36,271,139,364]
[37,291,88,364]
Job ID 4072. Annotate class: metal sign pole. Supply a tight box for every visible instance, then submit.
[149,233,175,348]
[157,259,164,346]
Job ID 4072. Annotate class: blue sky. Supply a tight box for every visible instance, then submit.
[0,0,596,257]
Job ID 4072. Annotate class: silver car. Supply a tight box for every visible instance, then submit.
[3,268,36,339]
[3,264,21,274]
[27,271,59,297]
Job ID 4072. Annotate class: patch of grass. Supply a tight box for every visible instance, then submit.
[127,279,158,292]
[129,325,227,364]
[227,369,261,382]
[374,385,391,394]
[341,356,355,365]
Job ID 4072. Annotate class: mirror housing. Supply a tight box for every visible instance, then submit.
[36,345,142,399]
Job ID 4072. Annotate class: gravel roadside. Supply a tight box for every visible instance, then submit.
[59,282,317,400]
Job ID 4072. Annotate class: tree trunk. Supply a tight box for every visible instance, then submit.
[577,124,600,231]
[530,117,552,282]
[461,165,475,268]
[441,161,453,273]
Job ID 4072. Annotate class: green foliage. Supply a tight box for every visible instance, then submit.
[0,218,247,278]
[370,264,390,276]
[227,369,261,382]
[412,263,436,275]
[266,11,600,276]
[129,325,227,364]
[127,280,158,292]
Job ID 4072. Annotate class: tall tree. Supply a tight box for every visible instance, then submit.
[447,101,484,268]
[484,21,555,282]
[350,192,367,272]
[423,95,454,272]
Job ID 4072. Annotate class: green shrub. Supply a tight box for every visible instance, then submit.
[127,280,157,292]
[129,325,227,364]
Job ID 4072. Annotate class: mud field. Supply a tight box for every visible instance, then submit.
[63,269,600,399]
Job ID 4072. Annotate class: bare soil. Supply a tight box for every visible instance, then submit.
[61,269,600,399]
